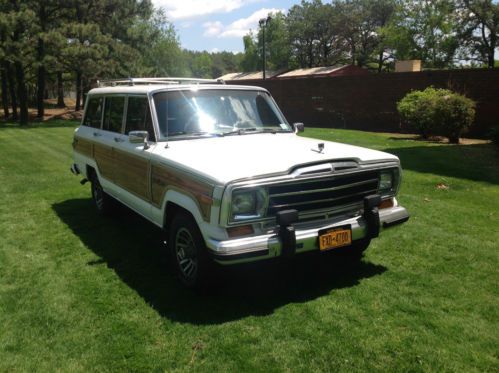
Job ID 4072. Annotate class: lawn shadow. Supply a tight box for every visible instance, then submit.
[386,143,499,185]
[53,198,387,325]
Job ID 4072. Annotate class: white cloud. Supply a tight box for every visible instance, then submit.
[152,0,262,20]
[203,8,284,39]
[203,21,224,37]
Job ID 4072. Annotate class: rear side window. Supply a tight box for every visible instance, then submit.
[103,96,125,133]
[83,97,103,128]
[125,96,156,141]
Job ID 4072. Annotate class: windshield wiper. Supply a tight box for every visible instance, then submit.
[167,131,222,138]
[221,127,291,136]
[221,127,259,136]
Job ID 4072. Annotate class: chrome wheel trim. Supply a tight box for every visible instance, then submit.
[175,227,198,281]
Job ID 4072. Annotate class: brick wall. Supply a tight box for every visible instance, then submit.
[229,68,499,137]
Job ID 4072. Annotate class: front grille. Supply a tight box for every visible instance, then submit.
[267,170,380,217]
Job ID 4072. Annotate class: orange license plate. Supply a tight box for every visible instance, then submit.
[319,229,352,251]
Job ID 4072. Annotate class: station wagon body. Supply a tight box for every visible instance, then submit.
[71,78,409,288]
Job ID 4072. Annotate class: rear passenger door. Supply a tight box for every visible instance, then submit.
[113,95,156,217]
[93,95,126,189]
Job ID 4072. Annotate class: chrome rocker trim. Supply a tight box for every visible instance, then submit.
[207,205,409,265]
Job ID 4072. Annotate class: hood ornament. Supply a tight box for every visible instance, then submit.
[312,143,325,154]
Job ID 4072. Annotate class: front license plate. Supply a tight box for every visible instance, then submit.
[319,228,352,251]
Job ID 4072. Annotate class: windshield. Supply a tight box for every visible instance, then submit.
[153,89,291,140]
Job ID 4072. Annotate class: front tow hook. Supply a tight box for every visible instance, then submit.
[277,209,299,258]
[363,194,381,239]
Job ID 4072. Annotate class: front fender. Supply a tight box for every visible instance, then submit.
[163,189,206,226]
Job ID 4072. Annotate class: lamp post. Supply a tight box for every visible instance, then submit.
[259,16,271,80]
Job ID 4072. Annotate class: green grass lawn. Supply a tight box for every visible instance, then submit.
[0,121,498,371]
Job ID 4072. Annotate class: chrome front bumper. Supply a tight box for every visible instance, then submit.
[206,205,409,265]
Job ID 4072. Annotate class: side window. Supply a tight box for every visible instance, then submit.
[125,96,156,142]
[83,97,103,128]
[103,96,125,133]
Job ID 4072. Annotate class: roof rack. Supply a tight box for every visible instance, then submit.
[97,77,225,87]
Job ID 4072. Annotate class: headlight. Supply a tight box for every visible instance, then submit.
[231,187,268,221]
[378,168,400,193]
[379,171,393,190]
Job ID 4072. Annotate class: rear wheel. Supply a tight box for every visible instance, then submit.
[168,211,212,289]
[90,172,114,215]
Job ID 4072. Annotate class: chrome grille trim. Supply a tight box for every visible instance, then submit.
[270,188,379,210]
[266,169,381,217]
[269,178,379,198]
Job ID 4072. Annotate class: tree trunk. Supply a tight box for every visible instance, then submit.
[36,63,45,119]
[57,71,65,108]
[36,4,46,119]
[15,61,29,125]
[378,50,384,73]
[7,65,18,121]
[488,33,496,68]
[75,71,82,111]
[82,77,91,105]
[1,63,9,120]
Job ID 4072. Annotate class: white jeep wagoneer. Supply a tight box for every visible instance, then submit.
[71,77,409,288]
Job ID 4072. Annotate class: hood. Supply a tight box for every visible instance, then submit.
[152,133,399,184]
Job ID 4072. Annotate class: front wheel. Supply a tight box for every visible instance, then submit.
[168,212,212,289]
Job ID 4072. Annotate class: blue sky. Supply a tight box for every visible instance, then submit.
[151,0,301,53]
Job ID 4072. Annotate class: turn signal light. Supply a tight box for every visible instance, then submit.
[378,199,394,210]
[227,225,254,238]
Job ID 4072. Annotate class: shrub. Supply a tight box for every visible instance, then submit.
[397,88,437,139]
[397,87,476,143]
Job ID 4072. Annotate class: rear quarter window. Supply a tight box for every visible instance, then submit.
[103,96,125,133]
[83,97,103,128]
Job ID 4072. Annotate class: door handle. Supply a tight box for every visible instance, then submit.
[114,137,124,142]
[93,132,101,137]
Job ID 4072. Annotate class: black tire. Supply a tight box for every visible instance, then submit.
[168,211,212,289]
[90,173,114,216]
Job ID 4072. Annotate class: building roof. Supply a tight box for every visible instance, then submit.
[277,65,366,79]
[220,65,367,82]
[218,70,281,81]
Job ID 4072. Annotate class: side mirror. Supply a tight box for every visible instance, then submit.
[293,122,304,133]
[129,130,149,149]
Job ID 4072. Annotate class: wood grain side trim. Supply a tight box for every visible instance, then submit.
[73,136,214,222]
[93,143,114,181]
[114,148,150,201]
[151,164,214,221]
[73,137,93,158]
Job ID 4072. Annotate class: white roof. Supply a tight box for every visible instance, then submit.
[87,84,268,96]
